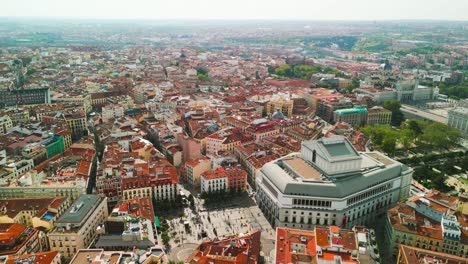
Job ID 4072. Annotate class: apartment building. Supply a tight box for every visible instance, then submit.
[0,116,12,135]
[385,190,467,258]
[48,195,109,259]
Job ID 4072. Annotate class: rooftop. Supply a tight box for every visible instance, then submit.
[186,230,261,264]
[275,227,317,264]
[449,107,468,116]
[4,251,59,264]
[306,136,361,161]
[0,197,67,219]
[282,157,321,181]
[398,244,467,264]
[335,106,368,115]
[56,194,101,224]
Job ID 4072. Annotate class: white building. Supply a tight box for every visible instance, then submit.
[101,104,125,122]
[396,79,438,102]
[200,168,228,194]
[256,135,412,230]
[448,107,468,137]
[4,158,35,179]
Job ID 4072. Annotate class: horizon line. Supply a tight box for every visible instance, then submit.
[0,16,467,22]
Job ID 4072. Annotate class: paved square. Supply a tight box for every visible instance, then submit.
[167,188,276,262]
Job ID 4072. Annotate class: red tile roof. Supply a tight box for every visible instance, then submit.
[276,226,359,264]
[399,244,467,264]
[186,230,261,264]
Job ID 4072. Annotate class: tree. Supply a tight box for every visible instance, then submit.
[420,122,461,149]
[197,73,209,81]
[196,67,209,75]
[275,64,293,77]
[161,232,170,246]
[187,194,195,208]
[383,100,401,113]
[381,134,397,155]
[344,78,360,93]
[26,68,37,75]
[402,119,422,136]
[384,100,404,126]
[400,128,415,150]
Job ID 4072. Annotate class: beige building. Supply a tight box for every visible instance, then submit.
[62,109,88,140]
[123,187,153,201]
[0,174,85,201]
[266,97,294,117]
[0,115,13,134]
[57,94,91,113]
[101,104,125,122]
[48,194,108,259]
[385,191,467,259]
[183,157,211,187]
[367,106,392,126]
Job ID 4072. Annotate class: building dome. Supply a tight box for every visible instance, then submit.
[271,109,285,119]
[380,59,392,71]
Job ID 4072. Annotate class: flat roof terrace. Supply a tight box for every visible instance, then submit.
[70,249,103,264]
[57,194,100,224]
[283,157,322,181]
[365,152,395,166]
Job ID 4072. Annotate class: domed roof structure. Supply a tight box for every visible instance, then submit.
[271,109,285,119]
[380,59,392,71]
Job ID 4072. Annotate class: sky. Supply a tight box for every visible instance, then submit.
[2,0,468,21]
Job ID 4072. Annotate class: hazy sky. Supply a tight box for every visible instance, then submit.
[2,0,468,20]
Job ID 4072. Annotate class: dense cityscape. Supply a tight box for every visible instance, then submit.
[0,10,467,264]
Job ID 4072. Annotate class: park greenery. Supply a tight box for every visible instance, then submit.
[439,81,468,100]
[344,78,360,93]
[274,63,344,80]
[352,36,392,53]
[398,150,468,193]
[361,119,461,156]
[196,67,210,81]
[394,46,450,56]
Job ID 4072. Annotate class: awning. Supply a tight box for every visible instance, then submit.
[154,216,160,228]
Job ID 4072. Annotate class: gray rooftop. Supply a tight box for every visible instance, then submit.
[260,152,411,198]
[57,194,101,224]
[95,235,155,248]
[449,107,468,116]
[303,136,361,161]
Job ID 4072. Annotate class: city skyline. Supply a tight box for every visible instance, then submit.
[2,0,468,21]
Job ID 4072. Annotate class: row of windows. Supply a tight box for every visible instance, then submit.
[347,183,391,205]
[284,216,337,226]
[293,199,332,208]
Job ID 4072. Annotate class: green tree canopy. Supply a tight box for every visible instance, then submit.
[274,63,344,80]
[383,99,404,126]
